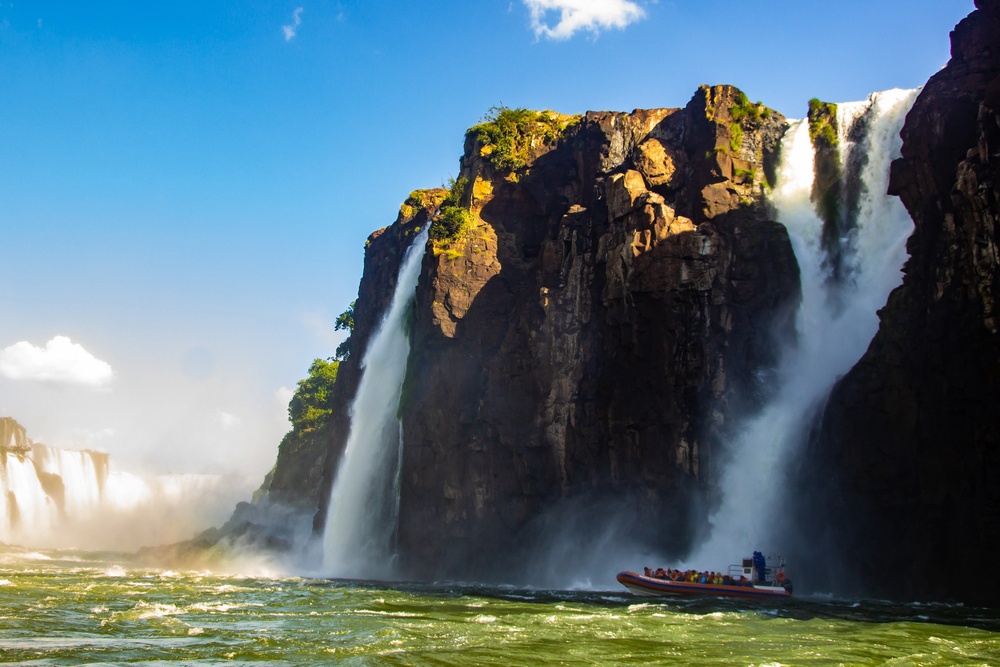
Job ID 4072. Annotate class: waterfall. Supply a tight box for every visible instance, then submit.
[687,89,919,569]
[322,226,429,578]
[1,438,242,550]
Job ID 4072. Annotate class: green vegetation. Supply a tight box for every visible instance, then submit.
[442,176,468,208]
[287,358,339,432]
[729,123,744,152]
[470,105,578,172]
[334,301,355,360]
[431,205,474,243]
[808,98,839,149]
[408,190,427,207]
[335,300,355,332]
[430,176,474,244]
[734,166,756,181]
[729,91,764,124]
[727,92,772,153]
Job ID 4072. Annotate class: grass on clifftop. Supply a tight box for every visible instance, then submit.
[727,91,772,152]
[470,105,579,172]
[808,98,839,149]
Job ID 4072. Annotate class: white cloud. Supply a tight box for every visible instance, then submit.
[523,0,645,40]
[0,336,113,388]
[217,409,242,430]
[276,386,294,407]
[283,6,303,41]
[275,386,294,424]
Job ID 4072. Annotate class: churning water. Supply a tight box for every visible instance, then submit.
[322,226,429,579]
[2,545,998,665]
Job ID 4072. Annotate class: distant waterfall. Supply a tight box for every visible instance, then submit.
[322,226,429,578]
[1,444,108,541]
[688,89,919,568]
[1,436,242,551]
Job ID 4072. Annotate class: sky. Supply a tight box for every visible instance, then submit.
[0,0,975,497]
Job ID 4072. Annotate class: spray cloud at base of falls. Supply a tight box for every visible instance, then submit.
[686,89,920,572]
[322,226,429,579]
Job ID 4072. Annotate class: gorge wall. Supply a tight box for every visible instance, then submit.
[299,85,802,581]
[797,0,1000,604]
[241,1,1000,603]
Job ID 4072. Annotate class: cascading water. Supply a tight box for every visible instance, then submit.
[688,89,920,569]
[322,226,429,578]
[1,439,243,551]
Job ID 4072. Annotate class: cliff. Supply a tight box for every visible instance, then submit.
[307,85,801,579]
[1,417,32,456]
[800,0,1000,604]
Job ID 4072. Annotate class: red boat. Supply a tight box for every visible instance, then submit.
[617,554,793,599]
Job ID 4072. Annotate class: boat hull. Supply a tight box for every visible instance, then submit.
[616,571,792,600]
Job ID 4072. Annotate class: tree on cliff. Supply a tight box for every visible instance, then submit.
[334,301,355,360]
[287,358,340,432]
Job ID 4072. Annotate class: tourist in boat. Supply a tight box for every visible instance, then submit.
[752,551,766,583]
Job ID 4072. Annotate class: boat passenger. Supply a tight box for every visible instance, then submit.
[644,567,652,577]
[752,551,766,583]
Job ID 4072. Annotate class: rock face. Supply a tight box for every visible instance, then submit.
[1,417,32,455]
[305,85,801,580]
[800,0,1000,604]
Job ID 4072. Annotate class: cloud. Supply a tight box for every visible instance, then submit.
[217,409,242,430]
[0,336,113,388]
[283,6,303,41]
[523,0,645,40]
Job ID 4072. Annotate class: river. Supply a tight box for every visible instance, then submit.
[1,546,997,665]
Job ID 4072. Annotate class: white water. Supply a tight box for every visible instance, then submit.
[1,443,245,551]
[322,226,429,578]
[687,89,920,569]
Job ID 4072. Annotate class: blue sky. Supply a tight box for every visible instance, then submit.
[0,0,974,490]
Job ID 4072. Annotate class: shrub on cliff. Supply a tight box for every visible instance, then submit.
[431,206,473,242]
[470,105,577,172]
[808,98,838,149]
[334,301,355,360]
[729,91,764,124]
[287,358,340,432]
